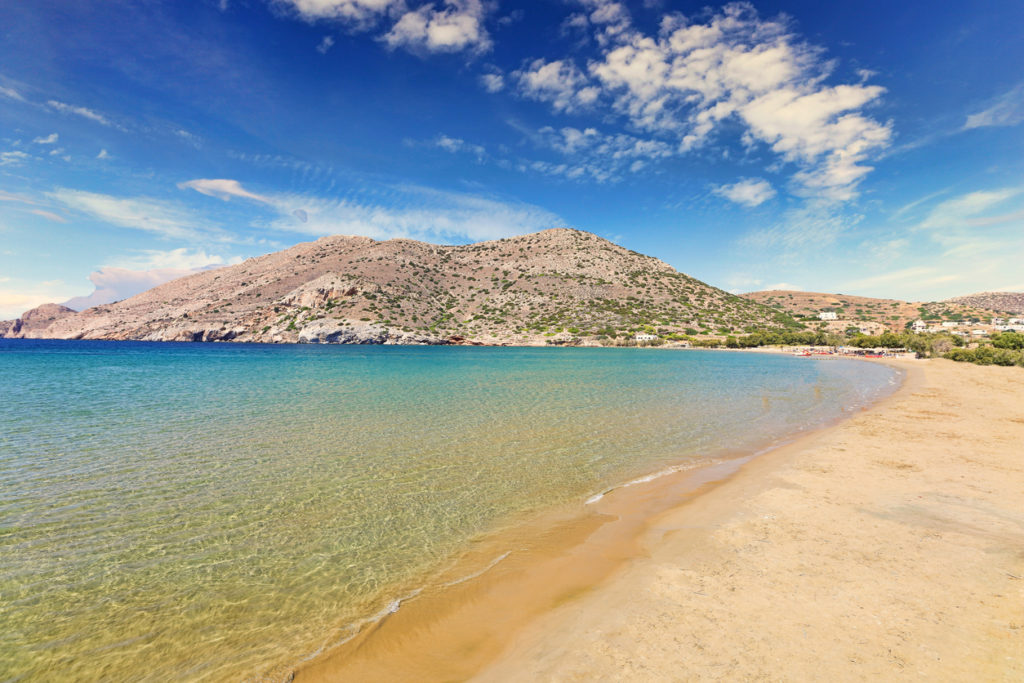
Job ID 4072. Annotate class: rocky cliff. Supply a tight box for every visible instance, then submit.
[2,229,797,345]
[0,303,77,338]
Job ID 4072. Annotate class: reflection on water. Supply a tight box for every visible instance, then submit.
[0,341,898,680]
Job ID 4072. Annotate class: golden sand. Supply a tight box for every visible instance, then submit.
[298,359,1023,681]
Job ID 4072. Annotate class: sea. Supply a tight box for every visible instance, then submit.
[0,340,900,680]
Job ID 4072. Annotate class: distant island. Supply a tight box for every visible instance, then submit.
[1,228,1021,347]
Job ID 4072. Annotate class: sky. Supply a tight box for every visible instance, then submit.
[1,0,1023,319]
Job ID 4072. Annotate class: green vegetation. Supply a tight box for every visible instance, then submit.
[943,331,1024,367]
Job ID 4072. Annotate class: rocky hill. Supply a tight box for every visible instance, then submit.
[1,229,798,345]
[0,303,77,338]
[743,289,1007,331]
[945,292,1024,314]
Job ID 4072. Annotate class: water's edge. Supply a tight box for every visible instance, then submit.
[290,359,905,682]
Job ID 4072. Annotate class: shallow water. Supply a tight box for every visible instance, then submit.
[0,341,898,680]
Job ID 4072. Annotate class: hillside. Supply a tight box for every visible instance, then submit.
[2,229,798,345]
[945,292,1024,314]
[742,290,1007,332]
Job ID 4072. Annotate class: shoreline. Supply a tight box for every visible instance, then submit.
[290,358,907,682]
[476,358,1024,680]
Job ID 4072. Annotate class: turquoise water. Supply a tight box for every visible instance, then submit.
[0,341,898,680]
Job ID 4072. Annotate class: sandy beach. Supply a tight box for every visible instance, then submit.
[295,358,1023,681]
[476,358,1023,681]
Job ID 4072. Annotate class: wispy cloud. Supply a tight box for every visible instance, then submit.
[0,150,30,166]
[49,189,210,240]
[741,202,861,255]
[46,100,115,127]
[182,177,566,243]
[479,70,504,93]
[29,209,67,223]
[32,133,58,145]
[64,249,235,311]
[843,266,961,292]
[964,82,1024,130]
[0,84,26,102]
[914,188,1022,232]
[0,279,83,320]
[178,178,273,203]
[713,178,776,207]
[316,35,335,53]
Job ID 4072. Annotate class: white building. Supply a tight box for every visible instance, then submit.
[941,321,959,327]
[911,320,928,332]
[971,329,988,337]
[1009,318,1024,325]
[635,333,657,342]
[992,318,1006,325]
[818,311,838,321]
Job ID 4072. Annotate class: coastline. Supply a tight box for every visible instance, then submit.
[291,356,907,682]
[476,358,1024,680]
[295,358,1023,681]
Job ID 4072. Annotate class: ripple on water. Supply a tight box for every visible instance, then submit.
[0,342,899,680]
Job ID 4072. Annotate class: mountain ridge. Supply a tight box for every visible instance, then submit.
[1,229,797,345]
[741,289,1017,332]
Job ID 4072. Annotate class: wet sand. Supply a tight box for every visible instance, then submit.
[479,359,1024,681]
[296,359,1023,681]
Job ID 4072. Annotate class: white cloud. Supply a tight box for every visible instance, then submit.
[915,188,1021,231]
[964,83,1024,130]
[46,100,114,126]
[97,149,110,159]
[514,58,600,113]
[713,178,776,207]
[0,151,29,166]
[763,282,803,291]
[266,185,565,242]
[178,178,273,203]
[843,266,961,292]
[431,134,486,158]
[112,248,233,271]
[275,0,403,26]
[49,189,207,240]
[62,249,237,311]
[0,190,35,203]
[317,35,336,53]
[0,85,26,102]
[480,71,505,93]
[526,125,674,182]
[383,0,491,54]
[512,1,890,200]
[741,202,861,255]
[175,177,565,243]
[33,133,59,145]
[0,280,83,320]
[276,0,492,54]
[30,209,67,223]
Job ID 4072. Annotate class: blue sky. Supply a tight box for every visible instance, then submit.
[1,0,1023,318]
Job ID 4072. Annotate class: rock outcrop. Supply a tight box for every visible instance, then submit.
[0,303,77,338]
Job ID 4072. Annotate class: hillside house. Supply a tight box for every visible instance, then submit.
[635,333,657,342]
[911,320,928,332]
[818,311,838,321]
